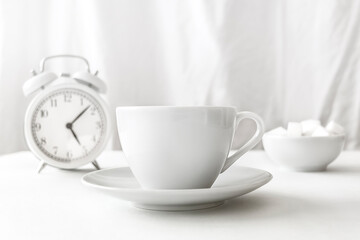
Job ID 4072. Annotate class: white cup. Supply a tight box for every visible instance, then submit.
[116,106,264,189]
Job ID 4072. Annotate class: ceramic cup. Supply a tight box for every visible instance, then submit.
[116,106,265,189]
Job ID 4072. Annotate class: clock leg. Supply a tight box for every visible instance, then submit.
[37,161,47,174]
[92,160,100,170]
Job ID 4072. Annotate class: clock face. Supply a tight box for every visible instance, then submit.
[30,88,107,164]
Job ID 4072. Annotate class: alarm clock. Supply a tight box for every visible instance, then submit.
[23,55,112,173]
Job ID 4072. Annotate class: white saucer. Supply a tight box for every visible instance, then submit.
[82,166,272,211]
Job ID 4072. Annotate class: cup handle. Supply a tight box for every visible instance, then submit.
[220,111,265,173]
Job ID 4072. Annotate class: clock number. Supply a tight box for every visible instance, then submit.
[51,99,57,107]
[82,146,88,155]
[96,121,102,129]
[40,109,48,118]
[92,135,97,143]
[90,106,96,115]
[64,93,72,103]
[80,98,84,106]
[40,137,47,145]
[66,151,73,159]
[33,123,41,131]
[53,146,58,155]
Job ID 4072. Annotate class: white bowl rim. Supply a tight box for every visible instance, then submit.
[263,133,345,139]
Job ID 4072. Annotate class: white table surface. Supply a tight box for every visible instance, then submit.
[1,151,360,240]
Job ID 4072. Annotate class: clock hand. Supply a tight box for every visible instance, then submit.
[70,128,81,145]
[66,123,81,145]
[66,105,90,145]
[71,105,91,124]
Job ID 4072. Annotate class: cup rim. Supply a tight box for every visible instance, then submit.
[116,106,237,111]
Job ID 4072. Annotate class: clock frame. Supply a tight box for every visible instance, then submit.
[24,82,112,171]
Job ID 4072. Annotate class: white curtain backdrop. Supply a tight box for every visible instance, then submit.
[0,0,359,155]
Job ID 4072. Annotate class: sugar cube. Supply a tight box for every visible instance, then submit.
[312,126,330,137]
[301,119,321,136]
[287,122,302,137]
[266,127,287,136]
[326,121,345,135]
